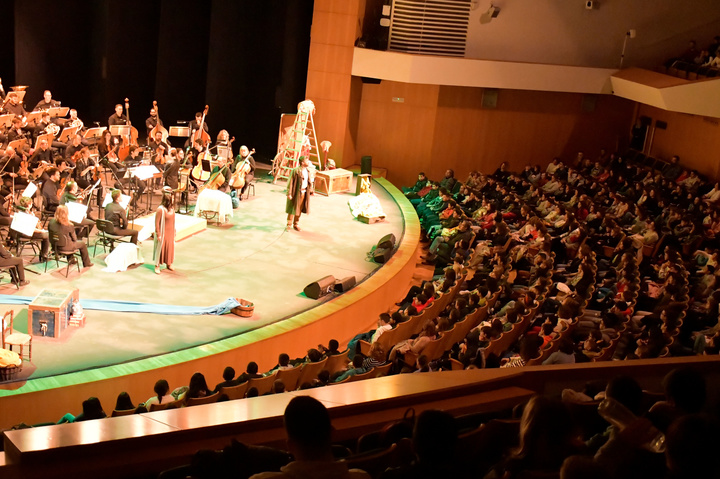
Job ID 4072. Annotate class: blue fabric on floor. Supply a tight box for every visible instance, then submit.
[0,295,241,315]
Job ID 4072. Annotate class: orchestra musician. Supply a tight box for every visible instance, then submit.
[14,196,50,263]
[7,117,28,143]
[0,241,29,287]
[235,145,256,200]
[105,189,139,244]
[33,111,66,152]
[185,112,209,148]
[60,180,95,238]
[29,138,52,174]
[64,134,84,163]
[163,148,181,190]
[108,104,127,128]
[0,146,28,188]
[2,92,27,118]
[73,147,104,209]
[189,111,209,136]
[33,90,60,112]
[48,205,93,268]
[148,130,170,164]
[0,77,5,101]
[124,146,147,207]
[41,167,61,213]
[145,107,163,139]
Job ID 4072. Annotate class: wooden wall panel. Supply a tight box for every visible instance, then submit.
[354,81,440,184]
[637,105,720,179]
[352,81,635,187]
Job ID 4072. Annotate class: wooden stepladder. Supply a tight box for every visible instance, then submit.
[272,100,321,184]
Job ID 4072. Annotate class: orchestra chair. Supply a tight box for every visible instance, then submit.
[218,381,250,400]
[93,219,130,256]
[0,266,21,289]
[2,310,32,361]
[247,370,278,396]
[275,364,304,391]
[48,230,82,277]
[324,350,350,376]
[111,408,137,417]
[10,230,41,262]
[185,392,220,407]
[38,196,54,229]
[148,399,183,412]
[296,357,329,388]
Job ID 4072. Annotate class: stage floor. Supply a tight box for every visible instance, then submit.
[1,174,404,380]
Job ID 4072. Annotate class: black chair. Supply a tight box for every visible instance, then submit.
[94,219,130,256]
[11,230,41,261]
[49,230,81,277]
[244,179,256,199]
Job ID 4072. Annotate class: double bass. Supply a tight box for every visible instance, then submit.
[228,147,255,189]
[190,106,213,182]
[117,98,138,161]
[149,100,169,143]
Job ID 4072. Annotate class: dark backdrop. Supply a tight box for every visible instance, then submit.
[4,0,314,162]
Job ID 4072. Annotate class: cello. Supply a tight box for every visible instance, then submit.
[228,147,255,189]
[149,100,169,143]
[198,137,235,193]
[117,98,138,161]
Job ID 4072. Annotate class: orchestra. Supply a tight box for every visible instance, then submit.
[0,82,259,285]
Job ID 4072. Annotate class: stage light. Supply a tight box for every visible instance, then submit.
[480,3,500,24]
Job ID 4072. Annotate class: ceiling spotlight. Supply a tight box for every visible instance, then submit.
[480,3,500,24]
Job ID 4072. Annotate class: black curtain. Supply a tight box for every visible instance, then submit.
[8,0,313,161]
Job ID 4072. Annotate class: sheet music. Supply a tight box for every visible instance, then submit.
[129,165,160,181]
[21,182,37,198]
[66,201,88,223]
[103,192,131,210]
[10,211,39,237]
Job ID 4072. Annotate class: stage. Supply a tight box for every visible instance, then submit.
[0,174,407,382]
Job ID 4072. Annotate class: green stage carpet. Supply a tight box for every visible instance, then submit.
[0,173,404,380]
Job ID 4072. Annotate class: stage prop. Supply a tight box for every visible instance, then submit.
[193,189,234,225]
[350,177,386,223]
[28,289,79,338]
[1,295,247,316]
[303,275,337,300]
[272,99,321,183]
[231,299,255,318]
[314,168,352,196]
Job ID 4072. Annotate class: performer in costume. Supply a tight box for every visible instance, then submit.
[154,187,176,274]
[285,156,314,232]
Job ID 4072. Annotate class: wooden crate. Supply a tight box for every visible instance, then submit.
[315,168,353,196]
[28,289,79,339]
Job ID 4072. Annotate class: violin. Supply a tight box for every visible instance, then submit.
[228,147,255,189]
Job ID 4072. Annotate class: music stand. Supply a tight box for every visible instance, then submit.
[110,125,130,137]
[48,106,69,118]
[0,114,13,128]
[8,139,27,151]
[33,133,54,150]
[25,111,43,127]
[58,125,80,143]
[169,126,190,138]
[217,146,231,159]
[84,126,107,140]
